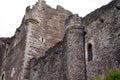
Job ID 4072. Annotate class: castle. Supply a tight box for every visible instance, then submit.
[0,0,120,80]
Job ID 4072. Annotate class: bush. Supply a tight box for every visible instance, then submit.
[89,67,120,80]
[104,67,120,80]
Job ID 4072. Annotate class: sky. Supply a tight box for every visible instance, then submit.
[0,0,112,37]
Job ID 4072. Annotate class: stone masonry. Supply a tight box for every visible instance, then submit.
[0,0,120,80]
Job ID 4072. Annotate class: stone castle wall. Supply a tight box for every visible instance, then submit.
[0,0,120,80]
[84,0,120,78]
[0,23,27,80]
[0,0,72,80]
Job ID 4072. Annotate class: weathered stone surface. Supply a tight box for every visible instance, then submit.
[84,0,120,79]
[0,0,72,80]
[29,41,66,80]
[65,15,86,80]
[0,25,27,80]
[0,0,120,80]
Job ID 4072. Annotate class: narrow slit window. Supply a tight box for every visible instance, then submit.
[42,38,44,42]
[87,43,93,61]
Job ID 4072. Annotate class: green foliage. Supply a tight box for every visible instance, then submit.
[90,75,102,80]
[24,18,39,26]
[104,67,120,80]
[89,67,120,80]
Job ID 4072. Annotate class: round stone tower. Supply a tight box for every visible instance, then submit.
[65,14,86,80]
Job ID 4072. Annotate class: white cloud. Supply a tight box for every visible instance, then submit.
[46,0,112,16]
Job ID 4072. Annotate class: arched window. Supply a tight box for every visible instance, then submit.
[87,43,93,61]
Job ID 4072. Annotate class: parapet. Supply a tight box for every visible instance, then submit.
[65,14,82,30]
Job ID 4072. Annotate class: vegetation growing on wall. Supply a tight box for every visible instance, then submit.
[89,67,120,80]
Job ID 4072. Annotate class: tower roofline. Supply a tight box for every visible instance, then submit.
[65,14,83,31]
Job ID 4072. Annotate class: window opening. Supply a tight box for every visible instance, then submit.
[87,43,93,61]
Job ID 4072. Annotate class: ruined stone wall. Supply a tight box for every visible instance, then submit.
[28,15,87,80]
[21,1,72,79]
[84,0,120,78]
[0,38,7,75]
[1,0,120,80]
[29,41,66,80]
[28,1,120,80]
[0,20,27,80]
[0,0,72,80]
[24,0,72,58]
